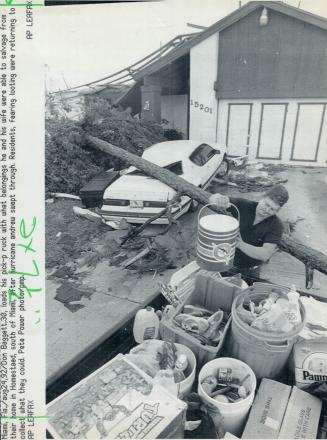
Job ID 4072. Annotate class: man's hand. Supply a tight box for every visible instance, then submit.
[209,193,230,209]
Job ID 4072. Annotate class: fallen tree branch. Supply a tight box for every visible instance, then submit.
[121,239,153,268]
[51,192,81,201]
[85,134,327,277]
[120,193,182,245]
[279,235,327,277]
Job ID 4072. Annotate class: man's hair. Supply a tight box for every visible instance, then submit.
[265,184,289,207]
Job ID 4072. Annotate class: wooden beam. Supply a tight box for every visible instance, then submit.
[85,134,327,277]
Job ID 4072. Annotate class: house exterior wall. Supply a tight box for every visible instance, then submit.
[216,8,327,99]
[189,33,218,142]
[217,98,327,166]
[161,95,188,137]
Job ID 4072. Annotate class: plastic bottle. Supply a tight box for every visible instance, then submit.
[259,292,279,312]
[173,354,188,383]
[285,285,301,327]
[133,307,160,344]
[251,303,292,332]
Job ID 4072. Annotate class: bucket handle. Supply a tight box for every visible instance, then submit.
[263,339,290,351]
[198,203,240,223]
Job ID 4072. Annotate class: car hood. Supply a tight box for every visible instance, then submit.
[103,174,176,201]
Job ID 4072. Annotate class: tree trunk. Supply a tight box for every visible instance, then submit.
[85,134,327,277]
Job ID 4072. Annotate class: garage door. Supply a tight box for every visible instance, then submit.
[290,103,326,162]
[256,104,288,160]
[225,103,252,156]
[218,99,327,166]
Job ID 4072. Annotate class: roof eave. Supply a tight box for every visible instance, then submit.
[133,0,327,81]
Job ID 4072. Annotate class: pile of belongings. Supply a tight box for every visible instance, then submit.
[236,286,303,334]
[200,368,251,404]
[126,340,189,385]
[173,305,229,346]
[228,162,287,192]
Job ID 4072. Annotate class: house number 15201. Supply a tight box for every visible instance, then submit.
[190,100,213,113]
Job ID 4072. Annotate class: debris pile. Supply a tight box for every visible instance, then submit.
[223,159,288,192]
[45,96,166,195]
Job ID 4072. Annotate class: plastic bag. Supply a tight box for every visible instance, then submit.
[183,393,222,439]
[125,353,160,378]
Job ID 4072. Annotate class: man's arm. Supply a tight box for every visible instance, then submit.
[236,239,277,262]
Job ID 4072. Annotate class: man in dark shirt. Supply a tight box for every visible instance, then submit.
[209,184,289,279]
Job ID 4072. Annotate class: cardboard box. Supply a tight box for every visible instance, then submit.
[160,274,242,367]
[291,337,327,389]
[242,379,291,439]
[278,386,322,439]
[47,354,187,439]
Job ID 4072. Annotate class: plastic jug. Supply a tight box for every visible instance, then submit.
[133,306,160,343]
[285,285,301,327]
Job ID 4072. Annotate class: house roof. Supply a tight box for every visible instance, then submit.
[133,1,327,81]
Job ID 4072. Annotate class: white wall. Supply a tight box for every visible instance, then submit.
[161,95,188,137]
[189,33,218,142]
[217,98,327,167]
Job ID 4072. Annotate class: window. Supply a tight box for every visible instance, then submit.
[164,161,183,175]
[189,144,217,166]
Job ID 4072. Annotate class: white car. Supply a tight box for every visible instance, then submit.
[100,140,228,224]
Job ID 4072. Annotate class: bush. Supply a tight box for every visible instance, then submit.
[45,96,167,195]
[163,128,184,140]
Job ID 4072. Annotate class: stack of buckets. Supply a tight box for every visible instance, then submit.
[196,204,239,272]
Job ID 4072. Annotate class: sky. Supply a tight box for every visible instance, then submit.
[38,0,327,92]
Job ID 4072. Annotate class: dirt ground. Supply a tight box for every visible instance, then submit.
[46,166,327,294]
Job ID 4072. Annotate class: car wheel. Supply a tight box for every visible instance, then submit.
[189,199,199,212]
[216,159,229,178]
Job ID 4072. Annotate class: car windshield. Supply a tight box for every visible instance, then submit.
[189,143,216,166]
[127,161,183,176]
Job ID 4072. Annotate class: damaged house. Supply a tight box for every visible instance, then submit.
[117,1,327,166]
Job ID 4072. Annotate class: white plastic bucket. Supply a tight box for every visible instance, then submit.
[198,357,256,436]
[135,340,196,398]
[197,204,240,272]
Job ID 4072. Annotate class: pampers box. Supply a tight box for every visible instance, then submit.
[291,337,327,388]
